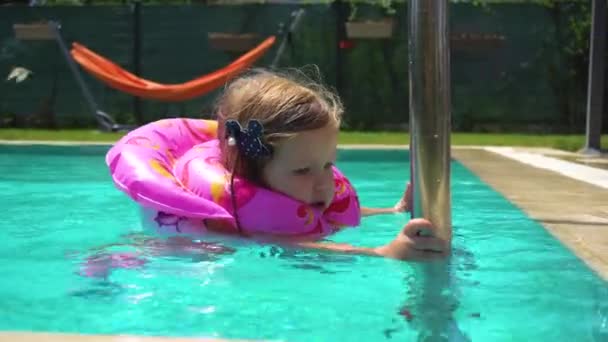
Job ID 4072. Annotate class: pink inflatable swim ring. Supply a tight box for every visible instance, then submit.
[106,118,361,238]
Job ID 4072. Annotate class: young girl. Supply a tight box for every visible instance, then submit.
[104,68,447,265]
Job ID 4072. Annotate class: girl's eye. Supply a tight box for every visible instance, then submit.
[293,167,310,175]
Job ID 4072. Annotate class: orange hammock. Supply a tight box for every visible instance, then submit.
[70,36,276,102]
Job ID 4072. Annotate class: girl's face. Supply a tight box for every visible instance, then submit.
[262,123,338,210]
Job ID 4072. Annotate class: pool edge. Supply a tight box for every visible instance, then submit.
[453,147,608,281]
[0,139,479,150]
[0,332,267,342]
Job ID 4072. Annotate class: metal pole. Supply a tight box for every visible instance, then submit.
[333,0,346,99]
[271,9,305,68]
[49,21,118,131]
[581,0,606,155]
[408,2,461,341]
[408,0,452,243]
[132,0,143,125]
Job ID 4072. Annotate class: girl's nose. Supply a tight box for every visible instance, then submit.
[313,172,332,192]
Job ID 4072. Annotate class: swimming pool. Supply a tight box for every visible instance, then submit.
[1,145,606,341]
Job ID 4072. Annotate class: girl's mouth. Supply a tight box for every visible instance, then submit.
[311,201,327,209]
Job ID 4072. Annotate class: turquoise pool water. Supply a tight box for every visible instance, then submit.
[1,145,606,341]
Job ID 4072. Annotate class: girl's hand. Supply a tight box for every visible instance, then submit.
[374,218,448,261]
[393,182,413,213]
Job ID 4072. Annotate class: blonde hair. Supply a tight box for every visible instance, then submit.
[214,67,344,184]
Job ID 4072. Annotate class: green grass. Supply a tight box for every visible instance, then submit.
[0,129,606,152]
[0,129,125,143]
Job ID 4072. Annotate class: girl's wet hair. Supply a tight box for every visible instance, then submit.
[214,67,344,185]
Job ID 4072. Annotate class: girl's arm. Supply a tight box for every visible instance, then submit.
[361,206,400,217]
[361,182,412,217]
[288,218,448,261]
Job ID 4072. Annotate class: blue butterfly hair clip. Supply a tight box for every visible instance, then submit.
[225,119,273,159]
